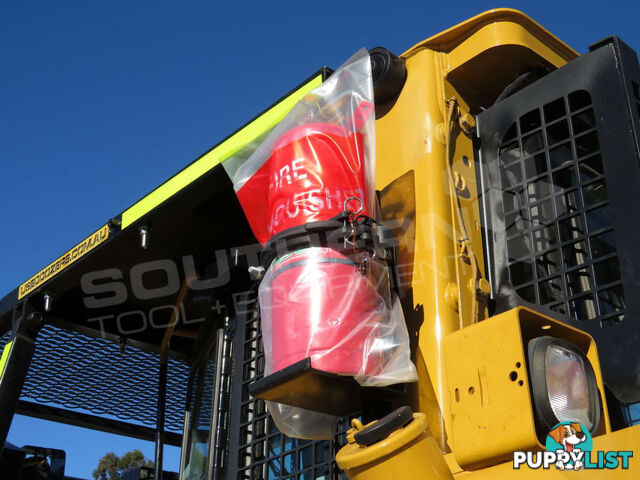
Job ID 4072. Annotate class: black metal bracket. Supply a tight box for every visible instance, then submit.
[260,211,395,270]
[248,357,405,417]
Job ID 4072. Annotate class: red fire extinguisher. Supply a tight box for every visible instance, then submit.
[236,101,374,245]
[262,247,384,376]
[237,100,381,377]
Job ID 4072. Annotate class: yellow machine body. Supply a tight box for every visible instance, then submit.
[336,413,453,480]
[336,8,640,479]
[376,7,578,452]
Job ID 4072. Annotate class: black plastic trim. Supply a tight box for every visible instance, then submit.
[353,406,413,446]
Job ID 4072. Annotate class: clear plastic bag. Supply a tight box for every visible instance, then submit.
[266,401,338,440]
[230,48,417,439]
[260,247,417,386]
[232,48,376,245]
[262,247,417,439]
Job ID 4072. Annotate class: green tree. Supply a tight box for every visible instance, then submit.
[92,449,154,480]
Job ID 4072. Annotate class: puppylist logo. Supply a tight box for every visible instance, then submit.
[513,422,633,471]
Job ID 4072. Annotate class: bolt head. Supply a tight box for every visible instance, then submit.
[476,278,491,296]
[27,312,43,325]
[459,113,476,134]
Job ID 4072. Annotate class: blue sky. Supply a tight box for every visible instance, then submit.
[2,0,640,478]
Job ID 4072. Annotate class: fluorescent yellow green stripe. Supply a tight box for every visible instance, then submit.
[0,340,13,382]
[121,75,323,229]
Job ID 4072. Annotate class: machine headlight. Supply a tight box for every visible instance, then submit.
[528,336,601,434]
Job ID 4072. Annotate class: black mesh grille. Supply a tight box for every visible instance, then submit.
[498,90,625,327]
[228,293,349,480]
[477,37,640,403]
[0,325,189,432]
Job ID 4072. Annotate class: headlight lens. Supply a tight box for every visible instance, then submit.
[528,337,601,434]
[545,344,593,430]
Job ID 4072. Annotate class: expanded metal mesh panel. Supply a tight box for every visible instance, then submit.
[227,293,349,480]
[498,90,625,327]
[477,37,640,403]
[0,325,189,432]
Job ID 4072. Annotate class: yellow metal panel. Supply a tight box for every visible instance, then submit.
[18,224,110,299]
[0,340,13,383]
[444,21,571,73]
[440,82,489,328]
[376,47,458,452]
[444,306,611,470]
[403,8,577,60]
[375,9,581,465]
[453,425,640,479]
[444,309,538,469]
[120,74,324,229]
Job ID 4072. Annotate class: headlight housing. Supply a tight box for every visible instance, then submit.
[528,336,601,433]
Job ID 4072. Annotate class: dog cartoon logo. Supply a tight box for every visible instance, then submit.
[515,421,631,470]
[545,422,593,470]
